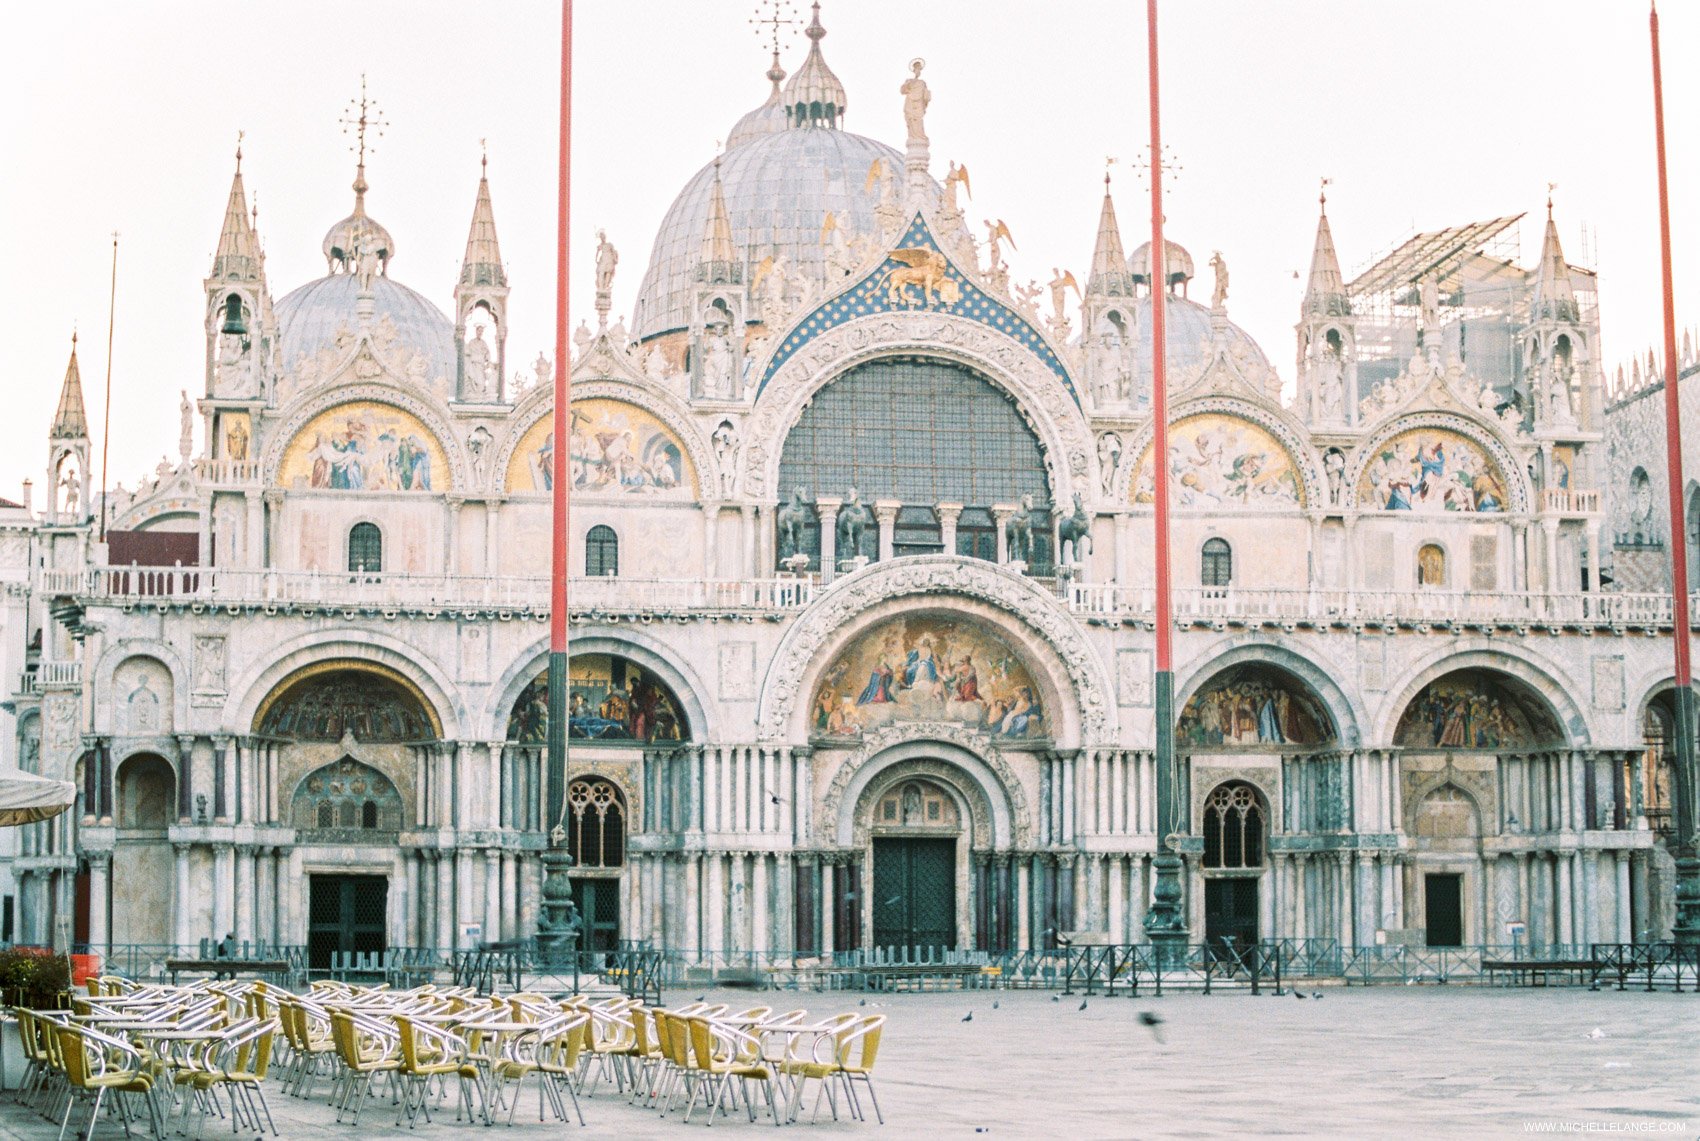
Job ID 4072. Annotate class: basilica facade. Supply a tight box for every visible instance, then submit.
[4,7,1689,966]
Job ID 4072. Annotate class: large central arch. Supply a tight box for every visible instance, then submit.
[757,556,1113,745]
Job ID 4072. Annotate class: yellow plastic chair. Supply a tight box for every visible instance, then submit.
[54,1022,161,1141]
[683,1015,779,1126]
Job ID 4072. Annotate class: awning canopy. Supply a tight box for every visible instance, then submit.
[0,770,77,827]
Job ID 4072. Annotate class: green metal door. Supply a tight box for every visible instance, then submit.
[307,875,388,972]
[1203,878,1258,960]
[571,878,620,954]
[871,837,956,953]
[1424,873,1464,947]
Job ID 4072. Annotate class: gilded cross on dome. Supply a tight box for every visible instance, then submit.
[339,75,387,186]
[750,0,798,54]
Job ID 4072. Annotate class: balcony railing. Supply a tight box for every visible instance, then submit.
[39,563,1697,629]
[192,458,261,485]
[1543,488,1602,514]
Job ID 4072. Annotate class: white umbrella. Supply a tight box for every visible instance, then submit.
[0,770,77,827]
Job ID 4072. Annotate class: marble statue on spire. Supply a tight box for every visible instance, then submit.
[901,58,931,146]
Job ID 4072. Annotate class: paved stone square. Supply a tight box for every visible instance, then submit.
[2,986,1694,1140]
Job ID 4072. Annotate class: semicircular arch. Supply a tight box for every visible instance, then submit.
[1117,397,1323,508]
[1175,638,1362,748]
[1345,412,1530,515]
[225,630,462,741]
[822,729,1029,850]
[757,556,1112,746]
[744,312,1093,507]
[1377,643,1588,748]
[261,382,466,493]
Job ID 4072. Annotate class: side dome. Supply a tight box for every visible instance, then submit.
[276,274,456,387]
[632,127,905,340]
[1090,293,1272,379]
[1129,238,1196,290]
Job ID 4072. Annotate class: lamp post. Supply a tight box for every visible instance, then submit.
[1140,0,1188,957]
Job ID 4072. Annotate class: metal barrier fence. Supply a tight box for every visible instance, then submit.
[452,944,666,1005]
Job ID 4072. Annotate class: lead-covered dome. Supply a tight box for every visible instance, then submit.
[1107,292,1271,378]
[276,273,455,385]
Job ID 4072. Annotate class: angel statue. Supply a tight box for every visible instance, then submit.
[900,58,930,147]
[983,219,1015,275]
[1048,268,1081,331]
[943,161,971,213]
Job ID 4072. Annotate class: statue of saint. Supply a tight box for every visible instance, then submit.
[702,324,734,397]
[225,418,249,461]
[594,230,618,296]
[59,468,79,516]
[179,390,194,460]
[900,59,931,147]
[464,327,493,397]
[535,352,553,388]
[1420,273,1441,334]
[1209,250,1229,309]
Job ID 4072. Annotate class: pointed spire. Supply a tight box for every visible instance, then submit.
[212,137,261,282]
[52,335,89,441]
[1302,181,1349,319]
[1531,191,1578,322]
[699,158,738,282]
[459,146,506,289]
[1086,173,1134,297]
[782,2,846,128]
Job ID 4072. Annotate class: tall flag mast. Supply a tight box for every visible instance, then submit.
[1141,0,1187,954]
[540,0,580,955]
[1651,2,1700,944]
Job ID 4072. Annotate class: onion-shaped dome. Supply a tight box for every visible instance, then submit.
[1129,238,1195,290]
[276,273,455,385]
[727,53,790,151]
[783,2,846,128]
[322,168,395,275]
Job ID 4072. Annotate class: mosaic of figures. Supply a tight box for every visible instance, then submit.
[1358,428,1507,513]
[1178,665,1332,748]
[258,667,435,742]
[505,399,696,496]
[812,615,1045,741]
[1394,671,1552,749]
[1132,415,1305,508]
[508,654,689,745]
[278,402,447,492]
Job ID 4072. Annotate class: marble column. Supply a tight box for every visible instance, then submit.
[1114,513,1133,586]
[873,500,900,563]
[705,853,726,956]
[991,505,1015,564]
[173,844,192,948]
[484,848,502,945]
[235,845,255,943]
[502,851,519,943]
[741,505,758,578]
[820,858,836,958]
[751,852,770,956]
[1294,853,1309,940]
[212,844,234,939]
[435,852,455,951]
[815,498,841,582]
[87,851,110,951]
[936,502,963,556]
[702,502,720,579]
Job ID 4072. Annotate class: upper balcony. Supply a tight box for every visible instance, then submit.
[36,563,1693,635]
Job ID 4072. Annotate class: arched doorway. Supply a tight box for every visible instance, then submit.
[867,778,963,953]
[1393,667,1568,946]
[1178,662,1336,945]
[564,776,628,953]
[256,661,438,959]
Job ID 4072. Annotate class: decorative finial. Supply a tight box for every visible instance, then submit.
[71,329,78,347]
[235,130,244,173]
[751,0,798,55]
[480,137,488,177]
[806,0,825,41]
[1319,176,1331,213]
[1546,181,1557,218]
[340,75,387,203]
[1105,156,1118,191]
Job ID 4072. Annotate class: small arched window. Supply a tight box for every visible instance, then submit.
[1203,781,1265,869]
[1201,538,1232,588]
[361,800,378,829]
[317,801,334,829]
[566,777,626,868]
[586,525,619,577]
[1417,543,1447,587]
[348,522,383,573]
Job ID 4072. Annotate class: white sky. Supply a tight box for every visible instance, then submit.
[3,1,1697,503]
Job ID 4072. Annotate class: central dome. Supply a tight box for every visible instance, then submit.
[632,128,903,340]
[276,274,455,386]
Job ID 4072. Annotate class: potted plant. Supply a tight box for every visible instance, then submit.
[0,947,72,1010]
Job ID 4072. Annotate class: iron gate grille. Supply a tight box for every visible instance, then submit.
[871,837,955,953]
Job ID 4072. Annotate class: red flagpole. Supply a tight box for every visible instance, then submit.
[1143,0,1186,951]
[1651,1,1700,943]
[542,0,576,949]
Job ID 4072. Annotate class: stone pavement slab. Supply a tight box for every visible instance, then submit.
[0,986,1692,1140]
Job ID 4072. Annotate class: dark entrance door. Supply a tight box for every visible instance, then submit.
[308,875,387,973]
[571,878,620,954]
[1425,873,1464,947]
[871,837,955,953]
[1204,878,1259,960]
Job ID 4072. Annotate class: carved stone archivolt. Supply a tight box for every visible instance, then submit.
[820,720,1033,849]
[850,756,986,848]
[1188,758,1282,835]
[260,380,469,493]
[1114,395,1324,507]
[491,377,717,503]
[562,761,642,830]
[742,312,1093,507]
[1342,411,1530,515]
[1401,755,1498,838]
[756,556,1111,745]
